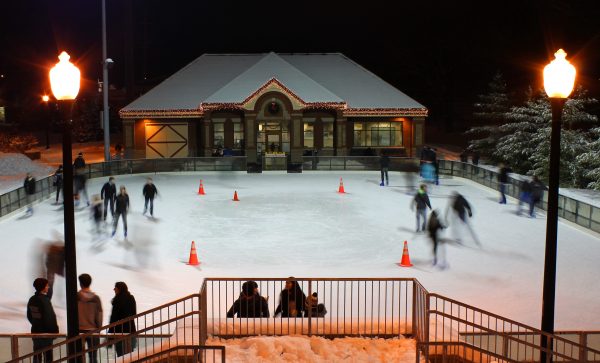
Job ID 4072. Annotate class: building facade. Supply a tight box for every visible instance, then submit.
[120,53,427,168]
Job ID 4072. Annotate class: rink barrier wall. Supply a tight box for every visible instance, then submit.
[6,278,600,362]
[2,157,599,235]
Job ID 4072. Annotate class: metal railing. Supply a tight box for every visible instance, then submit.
[8,294,208,362]
[2,156,599,235]
[132,345,225,363]
[200,278,418,339]
[421,293,600,362]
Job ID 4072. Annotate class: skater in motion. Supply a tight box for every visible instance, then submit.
[446,191,480,246]
[142,177,158,217]
[101,177,117,221]
[380,151,390,186]
[517,177,533,216]
[91,195,103,237]
[529,176,547,218]
[53,165,63,204]
[24,173,36,215]
[428,209,447,268]
[73,152,90,206]
[411,184,432,232]
[112,186,130,238]
[226,280,270,318]
[498,163,511,204]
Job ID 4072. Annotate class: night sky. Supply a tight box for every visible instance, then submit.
[1,0,599,131]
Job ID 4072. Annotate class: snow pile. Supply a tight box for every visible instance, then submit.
[206,335,419,363]
[0,152,54,193]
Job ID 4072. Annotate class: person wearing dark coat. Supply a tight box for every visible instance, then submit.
[108,281,137,357]
[411,184,432,232]
[471,151,480,165]
[379,153,390,186]
[73,152,90,206]
[101,177,117,221]
[517,179,533,216]
[529,176,547,218]
[112,186,130,238]
[27,278,59,363]
[446,192,481,246]
[427,210,446,267]
[24,173,36,215]
[142,177,158,217]
[53,165,63,203]
[498,163,511,204]
[227,281,270,318]
[274,278,307,318]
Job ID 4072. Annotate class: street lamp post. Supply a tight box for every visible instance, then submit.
[42,95,50,149]
[102,0,111,161]
[49,51,81,357]
[540,49,576,363]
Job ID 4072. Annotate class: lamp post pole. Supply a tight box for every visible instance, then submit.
[102,0,111,161]
[42,95,50,149]
[539,49,576,363]
[50,51,81,361]
[540,97,565,362]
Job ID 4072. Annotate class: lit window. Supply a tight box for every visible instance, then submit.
[304,123,314,148]
[323,122,334,148]
[214,123,224,148]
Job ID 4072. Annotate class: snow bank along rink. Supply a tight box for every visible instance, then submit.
[0,152,54,194]
[0,171,599,333]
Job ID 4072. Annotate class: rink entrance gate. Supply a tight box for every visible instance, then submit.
[7,278,600,363]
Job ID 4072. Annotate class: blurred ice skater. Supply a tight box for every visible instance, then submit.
[142,177,158,217]
[24,173,36,215]
[427,209,447,268]
[411,184,432,232]
[446,191,481,246]
[90,195,103,238]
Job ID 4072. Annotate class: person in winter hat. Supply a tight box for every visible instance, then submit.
[78,274,102,363]
[226,280,270,318]
[112,186,130,238]
[411,184,432,232]
[27,277,58,363]
[142,177,158,217]
[304,292,327,317]
[274,278,307,318]
[100,177,117,221]
[108,281,137,356]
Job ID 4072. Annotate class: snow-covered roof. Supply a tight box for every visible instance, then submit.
[120,52,427,118]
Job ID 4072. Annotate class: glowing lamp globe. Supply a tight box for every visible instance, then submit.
[42,95,50,102]
[543,49,576,99]
[49,52,81,101]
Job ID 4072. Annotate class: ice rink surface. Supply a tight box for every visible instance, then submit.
[1,171,599,332]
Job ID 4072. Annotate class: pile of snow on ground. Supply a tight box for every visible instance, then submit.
[206,335,418,363]
[0,152,54,193]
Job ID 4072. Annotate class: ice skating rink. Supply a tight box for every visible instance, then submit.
[1,171,599,332]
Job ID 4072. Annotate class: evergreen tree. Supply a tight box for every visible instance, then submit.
[576,127,600,190]
[466,72,510,160]
[73,97,102,142]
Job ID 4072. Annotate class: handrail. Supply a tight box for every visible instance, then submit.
[417,341,521,363]
[133,344,226,363]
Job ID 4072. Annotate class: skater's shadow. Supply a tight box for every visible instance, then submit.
[398,226,421,235]
[17,214,33,220]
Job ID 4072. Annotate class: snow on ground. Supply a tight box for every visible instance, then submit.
[0,171,599,334]
[0,152,54,194]
[205,335,418,363]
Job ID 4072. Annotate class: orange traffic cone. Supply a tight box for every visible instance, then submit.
[398,241,413,267]
[188,241,200,266]
[338,177,346,193]
[198,180,206,195]
[233,191,240,201]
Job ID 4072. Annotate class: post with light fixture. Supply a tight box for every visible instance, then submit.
[102,0,111,161]
[42,95,50,149]
[49,51,81,357]
[540,49,576,363]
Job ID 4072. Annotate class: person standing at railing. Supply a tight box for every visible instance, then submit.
[101,177,117,221]
[498,163,511,204]
[529,176,547,218]
[24,172,36,215]
[517,178,533,216]
[379,151,390,186]
[274,278,307,318]
[142,177,158,218]
[108,281,137,357]
[226,281,270,318]
[77,274,102,363]
[53,165,63,204]
[27,277,59,363]
[112,186,130,238]
[411,184,432,232]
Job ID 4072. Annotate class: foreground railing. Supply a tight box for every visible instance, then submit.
[8,294,204,362]
[200,278,419,339]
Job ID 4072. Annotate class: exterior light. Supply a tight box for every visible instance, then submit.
[543,49,576,99]
[42,95,50,102]
[49,51,81,101]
